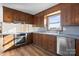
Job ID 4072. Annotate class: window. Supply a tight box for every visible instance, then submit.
[47,11,61,30]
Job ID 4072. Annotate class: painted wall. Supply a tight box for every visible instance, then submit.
[0,3,3,22]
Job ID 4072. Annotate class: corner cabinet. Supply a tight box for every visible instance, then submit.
[61,4,79,26]
[33,13,44,27]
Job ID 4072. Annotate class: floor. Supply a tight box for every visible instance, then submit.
[1,44,56,56]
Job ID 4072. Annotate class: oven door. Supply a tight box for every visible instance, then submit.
[14,33,26,46]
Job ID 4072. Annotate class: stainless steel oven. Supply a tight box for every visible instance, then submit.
[14,33,26,46]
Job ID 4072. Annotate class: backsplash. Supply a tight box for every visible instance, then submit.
[2,22,46,34]
[33,27,46,32]
[63,26,79,35]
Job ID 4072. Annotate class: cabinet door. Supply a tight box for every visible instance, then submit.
[29,15,33,24]
[26,33,33,44]
[47,35,57,53]
[37,34,42,47]
[33,15,44,27]
[61,4,79,26]
[33,33,38,45]
[33,33,36,44]
[76,39,79,56]
[72,4,79,25]
[3,35,14,50]
[19,12,26,23]
[25,14,29,24]
[61,4,73,26]
[13,10,20,22]
[3,7,13,23]
[42,34,48,50]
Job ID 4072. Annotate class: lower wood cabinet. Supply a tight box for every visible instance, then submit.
[42,34,48,50]
[33,33,38,45]
[76,39,79,56]
[33,33,57,54]
[47,35,57,53]
[26,33,33,44]
[3,35,14,50]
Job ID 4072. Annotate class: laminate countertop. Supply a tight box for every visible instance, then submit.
[33,32,79,39]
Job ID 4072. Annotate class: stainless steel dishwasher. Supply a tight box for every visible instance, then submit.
[57,36,75,56]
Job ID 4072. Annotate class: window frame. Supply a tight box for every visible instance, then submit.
[44,11,62,31]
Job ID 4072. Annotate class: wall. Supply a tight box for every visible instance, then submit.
[0,4,3,52]
[2,22,35,34]
[63,26,79,35]
[0,3,3,22]
[32,4,62,32]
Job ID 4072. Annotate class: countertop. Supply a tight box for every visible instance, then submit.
[1,31,79,39]
[33,31,79,39]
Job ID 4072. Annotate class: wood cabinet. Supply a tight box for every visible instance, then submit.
[33,33,57,53]
[3,35,14,50]
[42,34,48,50]
[72,4,79,25]
[12,10,20,22]
[26,33,33,44]
[76,39,79,56]
[61,4,79,26]
[33,33,39,45]
[19,12,26,23]
[25,14,29,24]
[3,7,13,23]
[3,7,33,24]
[33,13,44,27]
[47,35,57,53]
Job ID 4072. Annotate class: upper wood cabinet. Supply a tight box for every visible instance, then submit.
[19,12,26,23]
[3,7,33,24]
[3,7,13,23]
[12,10,20,22]
[34,12,44,27]
[61,4,79,26]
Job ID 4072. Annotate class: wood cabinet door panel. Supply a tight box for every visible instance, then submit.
[76,39,79,56]
[61,4,79,26]
[33,33,38,45]
[47,35,56,53]
[3,35,14,50]
[27,33,33,44]
[42,35,48,50]
[61,4,72,26]
[3,7,13,22]
[72,4,79,25]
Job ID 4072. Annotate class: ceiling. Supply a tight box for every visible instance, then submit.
[2,3,58,15]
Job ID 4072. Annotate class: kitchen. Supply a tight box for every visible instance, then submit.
[0,3,79,56]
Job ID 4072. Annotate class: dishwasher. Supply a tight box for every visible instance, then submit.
[57,36,75,56]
